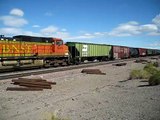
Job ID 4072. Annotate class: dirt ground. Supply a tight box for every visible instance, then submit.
[0,61,160,120]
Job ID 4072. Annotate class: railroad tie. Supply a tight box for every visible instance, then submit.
[6,87,43,91]
[6,78,56,91]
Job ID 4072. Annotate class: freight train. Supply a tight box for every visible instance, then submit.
[0,35,160,71]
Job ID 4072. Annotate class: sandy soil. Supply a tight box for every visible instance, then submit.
[0,61,160,120]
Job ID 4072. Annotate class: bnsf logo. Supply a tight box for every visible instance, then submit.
[1,44,32,53]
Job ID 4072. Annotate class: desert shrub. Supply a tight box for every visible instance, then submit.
[130,70,151,79]
[139,70,151,79]
[153,62,159,67]
[148,72,160,86]
[143,63,158,75]
[130,70,141,79]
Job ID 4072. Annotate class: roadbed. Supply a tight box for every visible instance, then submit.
[0,60,160,120]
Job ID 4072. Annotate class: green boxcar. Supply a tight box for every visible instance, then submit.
[66,42,112,62]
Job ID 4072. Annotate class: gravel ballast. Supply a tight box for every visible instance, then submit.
[0,60,160,120]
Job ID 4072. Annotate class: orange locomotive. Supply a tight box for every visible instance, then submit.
[0,35,69,70]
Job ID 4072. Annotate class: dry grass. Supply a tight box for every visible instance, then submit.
[130,62,160,86]
[130,63,159,80]
[149,72,160,86]
[130,70,151,79]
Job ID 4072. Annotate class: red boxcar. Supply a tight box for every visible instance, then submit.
[138,48,146,56]
[113,46,130,59]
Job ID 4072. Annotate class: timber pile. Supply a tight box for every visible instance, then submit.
[81,69,106,75]
[6,78,56,91]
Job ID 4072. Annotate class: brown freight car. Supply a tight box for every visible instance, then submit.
[138,48,146,56]
[112,46,130,59]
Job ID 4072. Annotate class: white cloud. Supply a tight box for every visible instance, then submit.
[0,16,28,27]
[152,14,160,27]
[40,26,59,36]
[10,8,24,17]
[67,33,95,40]
[39,26,70,39]
[108,21,140,36]
[0,27,22,35]
[32,25,40,28]
[140,24,158,32]
[94,32,104,35]
[84,33,92,36]
[67,15,160,39]
[55,32,70,38]
[0,27,41,37]
[122,21,139,25]
[108,18,160,37]
[147,32,160,36]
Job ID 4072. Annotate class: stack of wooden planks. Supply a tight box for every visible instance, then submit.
[6,78,56,91]
[81,69,106,75]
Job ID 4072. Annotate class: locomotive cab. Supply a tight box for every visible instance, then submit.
[51,38,69,56]
[52,38,63,52]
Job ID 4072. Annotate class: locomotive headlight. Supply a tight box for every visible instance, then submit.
[65,53,69,55]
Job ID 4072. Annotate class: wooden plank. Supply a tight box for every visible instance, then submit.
[18,83,52,89]
[6,87,43,91]
[12,78,47,82]
[12,81,52,86]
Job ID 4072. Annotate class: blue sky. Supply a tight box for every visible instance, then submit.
[0,0,160,49]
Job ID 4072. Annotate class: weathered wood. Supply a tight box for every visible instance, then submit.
[18,83,52,89]
[47,81,56,85]
[9,78,56,91]
[12,78,47,82]
[6,87,43,91]
[12,81,52,86]
[12,80,56,85]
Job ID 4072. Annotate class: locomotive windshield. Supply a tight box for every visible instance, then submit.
[56,41,63,45]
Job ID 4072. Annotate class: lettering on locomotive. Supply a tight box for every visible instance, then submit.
[2,44,32,53]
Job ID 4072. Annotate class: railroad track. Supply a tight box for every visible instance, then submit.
[0,57,157,80]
